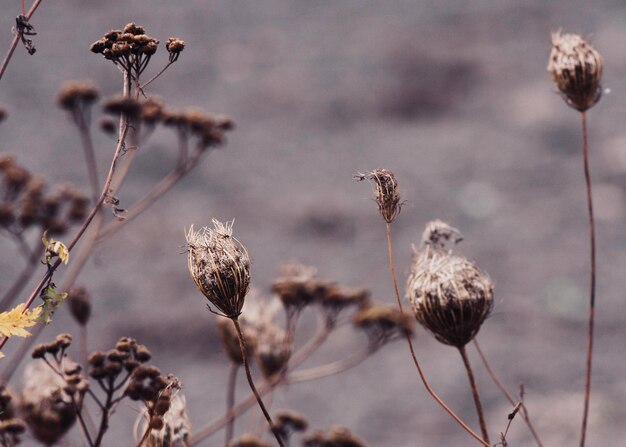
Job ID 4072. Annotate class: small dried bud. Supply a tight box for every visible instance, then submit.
[547,32,603,111]
[140,97,165,124]
[134,345,152,362]
[57,80,100,111]
[115,337,135,352]
[406,220,493,347]
[68,287,91,326]
[123,22,146,35]
[186,220,251,318]
[89,38,107,54]
[31,344,47,359]
[0,106,6,122]
[355,169,402,224]
[0,202,14,226]
[55,333,72,349]
[99,117,117,135]
[88,351,106,367]
[166,37,185,54]
[327,426,368,447]
[273,409,309,440]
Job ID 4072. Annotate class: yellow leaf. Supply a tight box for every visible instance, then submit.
[0,304,41,338]
[42,231,70,264]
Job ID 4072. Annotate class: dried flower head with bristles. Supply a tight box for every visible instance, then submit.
[406,220,493,348]
[229,434,271,447]
[547,32,603,111]
[186,220,251,318]
[352,303,414,348]
[354,169,402,224]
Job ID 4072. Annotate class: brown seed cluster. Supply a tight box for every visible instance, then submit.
[352,304,414,348]
[90,23,160,75]
[0,155,89,236]
[303,426,368,447]
[186,220,251,319]
[355,169,402,224]
[406,220,493,348]
[272,409,309,443]
[88,337,152,383]
[547,32,603,112]
[272,262,369,325]
[165,37,185,62]
[0,386,26,447]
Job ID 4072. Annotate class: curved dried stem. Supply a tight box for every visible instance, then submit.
[579,111,596,447]
[459,346,490,444]
[386,222,490,447]
[473,339,543,446]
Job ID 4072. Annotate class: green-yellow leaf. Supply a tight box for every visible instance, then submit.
[0,304,42,339]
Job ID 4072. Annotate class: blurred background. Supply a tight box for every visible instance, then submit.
[2,0,626,445]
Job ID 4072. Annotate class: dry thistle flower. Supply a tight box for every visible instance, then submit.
[186,220,251,318]
[406,220,493,348]
[19,362,77,445]
[229,434,271,447]
[547,32,603,111]
[352,303,414,348]
[354,169,402,224]
[57,80,100,111]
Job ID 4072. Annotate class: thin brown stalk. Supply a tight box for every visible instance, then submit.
[580,111,596,447]
[289,346,374,382]
[473,339,543,446]
[140,61,174,92]
[386,222,490,447]
[232,317,285,447]
[459,346,490,444]
[0,0,43,81]
[225,363,238,446]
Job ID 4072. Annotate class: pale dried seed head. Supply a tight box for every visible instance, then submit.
[186,220,250,319]
[547,32,603,111]
[406,220,493,348]
[355,169,402,224]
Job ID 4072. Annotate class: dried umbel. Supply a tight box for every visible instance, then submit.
[406,220,493,348]
[19,362,77,445]
[352,303,414,348]
[186,220,251,319]
[547,32,603,111]
[355,169,402,224]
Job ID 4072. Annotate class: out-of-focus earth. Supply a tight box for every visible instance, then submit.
[2,1,626,445]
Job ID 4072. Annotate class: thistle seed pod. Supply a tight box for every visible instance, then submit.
[355,169,402,224]
[406,220,493,348]
[547,32,603,111]
[186,220,251,319]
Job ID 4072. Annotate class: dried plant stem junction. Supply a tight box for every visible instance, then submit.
[580,111,596,447]
[232,317,286,447]
[385,223,490,447]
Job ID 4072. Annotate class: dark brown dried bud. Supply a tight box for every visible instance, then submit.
[90,367,107,380]
[134,345,152,362]
[99,117,117,134]
[31,344,47,359]
[110,41,131,58]
[354,168,402,224]
[327,426,368,447]
[104,30,122,42]
[57,81,100,111]
[67,194,89,222]
[217,317,247,364]
[273,409,309,439]
[132,365,161,380]
[68,287,91,326]
[547,32,603,111]
[154,398,170,416]
[352,304,414,347]
[186,221,251,318]
[255,324,291,378]
[406,220,493,348]
[124,359,140,372]
[103,95,141,118]
[0,418,26,435]
[123,23,146,35]
[115,337,135,352]
[107,349,129,362]
[165,37,185,54]
[88,351,106,367]
[90,38,107,54]
[104,361,123,376]
[55,333,72,349]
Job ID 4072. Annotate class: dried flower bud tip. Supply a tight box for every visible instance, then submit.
[547,32,603,111]
[355,169,402,223]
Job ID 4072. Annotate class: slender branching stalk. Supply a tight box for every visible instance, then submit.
[386,222,490,447]
[458,346,490,444]
[225,362,239,446]
[0,0,43,81]
[473,339,543,446]
[232,317,286,447]
[580,110,596,447]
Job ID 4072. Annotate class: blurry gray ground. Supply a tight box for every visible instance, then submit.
[2,0,626,445]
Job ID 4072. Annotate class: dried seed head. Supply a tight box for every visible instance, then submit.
[355,169,402,224]
[352,304,414,348]
[67,286,91,326]
[57,80,100,111]
[547,32,603,111]
[20,362,77,445]
[406,220,493,348]
[186,220,251,318]
[229,434,271,447]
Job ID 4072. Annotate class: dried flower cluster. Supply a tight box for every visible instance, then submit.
[186,220,251,318]
[303,426,368,447]
[88,336,152,382]
[354,169,402,224]
[0,155,88,237]
[547,32,603,111]
[406,220,493,348]
[0,386,25,447]
[352,303,414,348]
